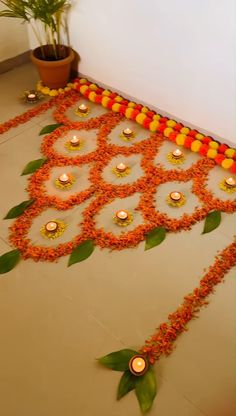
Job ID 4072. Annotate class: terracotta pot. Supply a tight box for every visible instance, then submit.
[31,45,75,89]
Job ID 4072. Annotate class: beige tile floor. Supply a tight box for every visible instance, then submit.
[0,63,236,416]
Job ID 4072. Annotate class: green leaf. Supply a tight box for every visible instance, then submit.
[39,123,63,135]
[4,199,35,219]
[135,367,157,413]
[117,370,137,400]
[0,249,21,274]
[21,158,47,175]
[202,210,221,234]
[68,240,95,267]
[98,349,138,371]
[145,227,166,251]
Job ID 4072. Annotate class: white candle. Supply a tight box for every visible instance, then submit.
[45,221,58,232]
[123,128,133,137]
[78,103,88,113]
[170,191,182,202]
[225,177,236,188]
[70,135,80,146]
[172,148,183,159]
[129,355,148,376]
[59,173,70,184]
[116,162,127,172]
[116,210,128,220]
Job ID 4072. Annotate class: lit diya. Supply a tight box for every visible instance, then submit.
[76,103,89,114]
[224,177,236,188]
[58,173,71,185]
[45,221,58,233]
[172,148,183,159]
[169,191,182,202]
[129,355,148,376]
[123,128,134,138]
[21,89,41,103]
[70,135,80,147]
[116,210,129,220]
[27,91,37,101]
[116,162,127,173]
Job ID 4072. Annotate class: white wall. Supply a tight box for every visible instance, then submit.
[0,5,29,61]
[29,0,236,144]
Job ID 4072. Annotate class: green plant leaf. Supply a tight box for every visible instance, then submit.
[135,367,157,413]
[4,199,35,219]
[39,123,64,135]
[145,227,166,251]
[0,249,21,274]
[202,210,221,234]
[117,370,137,400]
[21,158,47,175]
[98,349,138,371]
[68,240,95,267]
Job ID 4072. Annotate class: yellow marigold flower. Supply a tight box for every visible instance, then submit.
[164,127,174,138]
[49,90,58,96]
[80,85,89,94]
[141,106,149,114]
[176,134,187,146]
[153,114,161,121]
[89,91,97,102]
[115,95,123,103]
[221,158,234,169]
[136,113,147,125]
[149,120,160,132]
[180,127,190,135]
[102,89,111,97]
[67,83,74,88]
[101,96,110,107]
[58,88,64,94]
[125,108,134,118]
[64,87,71,91]
[166,120,176,128]
[209,141,219,150]
[207,149,217,159]
[128,102,135,108]
[191,140,202,152]
[225,148,235,158]
[112,103,121,112]
[79,78,87,84]
[195,133,204,140]
[89,83,98,91]
[41,87,50,95]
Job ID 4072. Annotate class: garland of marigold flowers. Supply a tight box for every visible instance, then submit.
[73,77,236,173]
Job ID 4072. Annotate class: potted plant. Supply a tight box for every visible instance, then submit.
[0,0,75,88]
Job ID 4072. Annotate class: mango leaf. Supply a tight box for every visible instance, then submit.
[202,210,221,234]
[4,199,35,219]
[98,349,138,371]
[117,370,137,400]
[0,249,21,274]
[135,367,157,413]
[68,240,95,267]
[39,123,63,135]
[21,158,47,175]
[145,227,166,251]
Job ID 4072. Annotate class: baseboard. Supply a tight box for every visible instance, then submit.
[78,72,235,149]
[0,50,31,75]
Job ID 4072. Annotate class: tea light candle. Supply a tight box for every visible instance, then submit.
[70,135,80,146]
[78,103,88,113]
[123,128,133,138]
[225,177,236,188]
[116,162,127,172]
[116,210,128,220]
[172,148,183,159]
[58,173,70,184]
[27,91,37,101]
[129,355,148,376]
[45,221,58,232]
[170,191,182,202]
